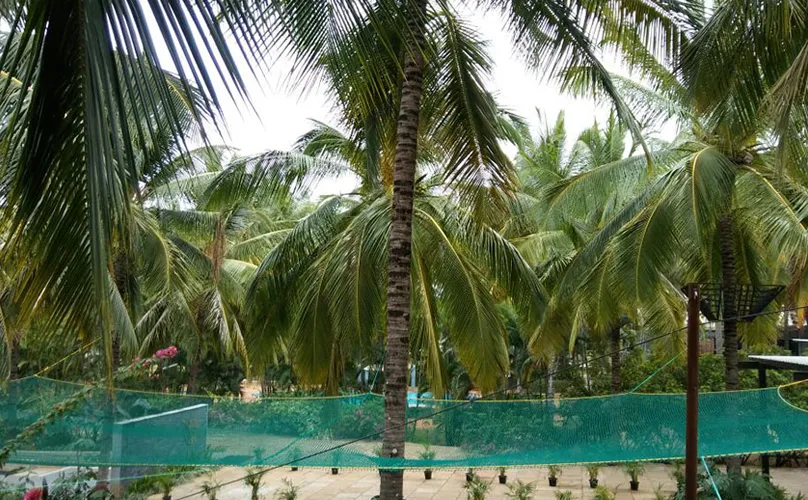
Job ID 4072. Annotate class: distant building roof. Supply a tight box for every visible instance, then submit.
[748,355,808,371]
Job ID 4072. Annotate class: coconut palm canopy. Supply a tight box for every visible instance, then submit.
[2,2,808,498]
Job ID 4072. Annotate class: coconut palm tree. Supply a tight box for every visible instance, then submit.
[504,111,687,394]
[0,1,265,383]
[246,115,543,396]
[258,3,695,494]
[136,145,313,392]
[551,56,808,471]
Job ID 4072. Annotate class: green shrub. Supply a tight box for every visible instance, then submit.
[554,491,573,500]
[418,443,436,462]
[623,462,646,481]
[781,384,808,411]
[201,477,220,500]
[274,478,299,500]
[244,468,268,500]
[464,474,490,500]
[593,485,615,500]
[505,479,535,500]
[672,464,802,500]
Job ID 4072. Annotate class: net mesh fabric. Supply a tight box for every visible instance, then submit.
[2,377,807,469]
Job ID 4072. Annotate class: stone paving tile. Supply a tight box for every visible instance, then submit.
[156,463,807,499]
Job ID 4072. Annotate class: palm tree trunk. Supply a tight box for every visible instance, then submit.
[546,356,556,400]
[188,355,200,394]
[8,334,20,381]
[7,334,21,432]
[719,215,739,390]
[380,0,427,498]
[719,214,742,475]
[111,332,121,372]
[610,325,622,394]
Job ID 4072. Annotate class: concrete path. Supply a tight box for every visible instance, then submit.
[159,464,808,499]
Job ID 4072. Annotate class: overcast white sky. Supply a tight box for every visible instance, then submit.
[207,9,629,193]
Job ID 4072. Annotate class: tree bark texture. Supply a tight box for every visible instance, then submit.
[8,334,20,381]
[380,0,427,498]
[188,355,200,395]
[718,214,742,475]
[610,325,622,394]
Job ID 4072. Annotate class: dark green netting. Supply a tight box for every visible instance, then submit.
[2,377,807,469]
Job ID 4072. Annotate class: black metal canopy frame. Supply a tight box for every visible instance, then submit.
[691,283,784,322]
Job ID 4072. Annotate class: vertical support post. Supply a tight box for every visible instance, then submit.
[758,365,770,479]
[686,284,700,500]
[757,365,767,388]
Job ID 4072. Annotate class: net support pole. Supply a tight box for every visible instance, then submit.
[686,284,700,500]
[758,366,770,480]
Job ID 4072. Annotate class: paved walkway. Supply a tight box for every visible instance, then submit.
[160,464,808,499]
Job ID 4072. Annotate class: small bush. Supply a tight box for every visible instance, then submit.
[505,479,535,500]
[554,490,573,500]
[274,478,299,500]
[593,485,615,500]
[623,462,646,481]
[673,464,802,500]
[244,468,268,500]
[464,475,490,500]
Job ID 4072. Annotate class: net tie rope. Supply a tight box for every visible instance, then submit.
[701,456,723,500]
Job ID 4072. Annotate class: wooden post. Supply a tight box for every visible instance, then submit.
[758,365,770,479]
[686,284,700,500]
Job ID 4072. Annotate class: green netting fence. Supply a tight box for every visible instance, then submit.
[2,376,808,469]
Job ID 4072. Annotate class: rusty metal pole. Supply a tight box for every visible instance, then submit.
[686,284,700,500]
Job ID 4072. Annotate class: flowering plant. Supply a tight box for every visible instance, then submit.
[23,488,43,500]
[154,346,179,360]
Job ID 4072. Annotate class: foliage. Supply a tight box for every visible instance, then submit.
[623,462,646,482]
[3,2,808,494]
[464,474,491,500]
[45,468,109,500]
[586,465,601,480]
[556,349,795,399]
[0,0,264,385]
[0,383,94,468]
[244,468,268,500]
[419,443,436,461]
[201,477,220,500]
[548,465,563,478]
[505,479,536,500]
[274,478,299,500]
[593,486,615,500]
[555,491,573,500]
[122,468,202,500]
[780,383,808,411]
[672,465,803,500]
[156,474,176,497]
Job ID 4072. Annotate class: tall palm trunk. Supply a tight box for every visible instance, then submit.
[111,333,121,372]
[7,334,21,432]
[188,354,200,394]
[8,334,20,381]
[718,213,742,475]
[380,0,427,498]
[546,356,557,400]
[609,325,622,394]
[718,215,739,390]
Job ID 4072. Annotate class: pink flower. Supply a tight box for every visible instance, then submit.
[154,346,179,360]
[23,488,43,500]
